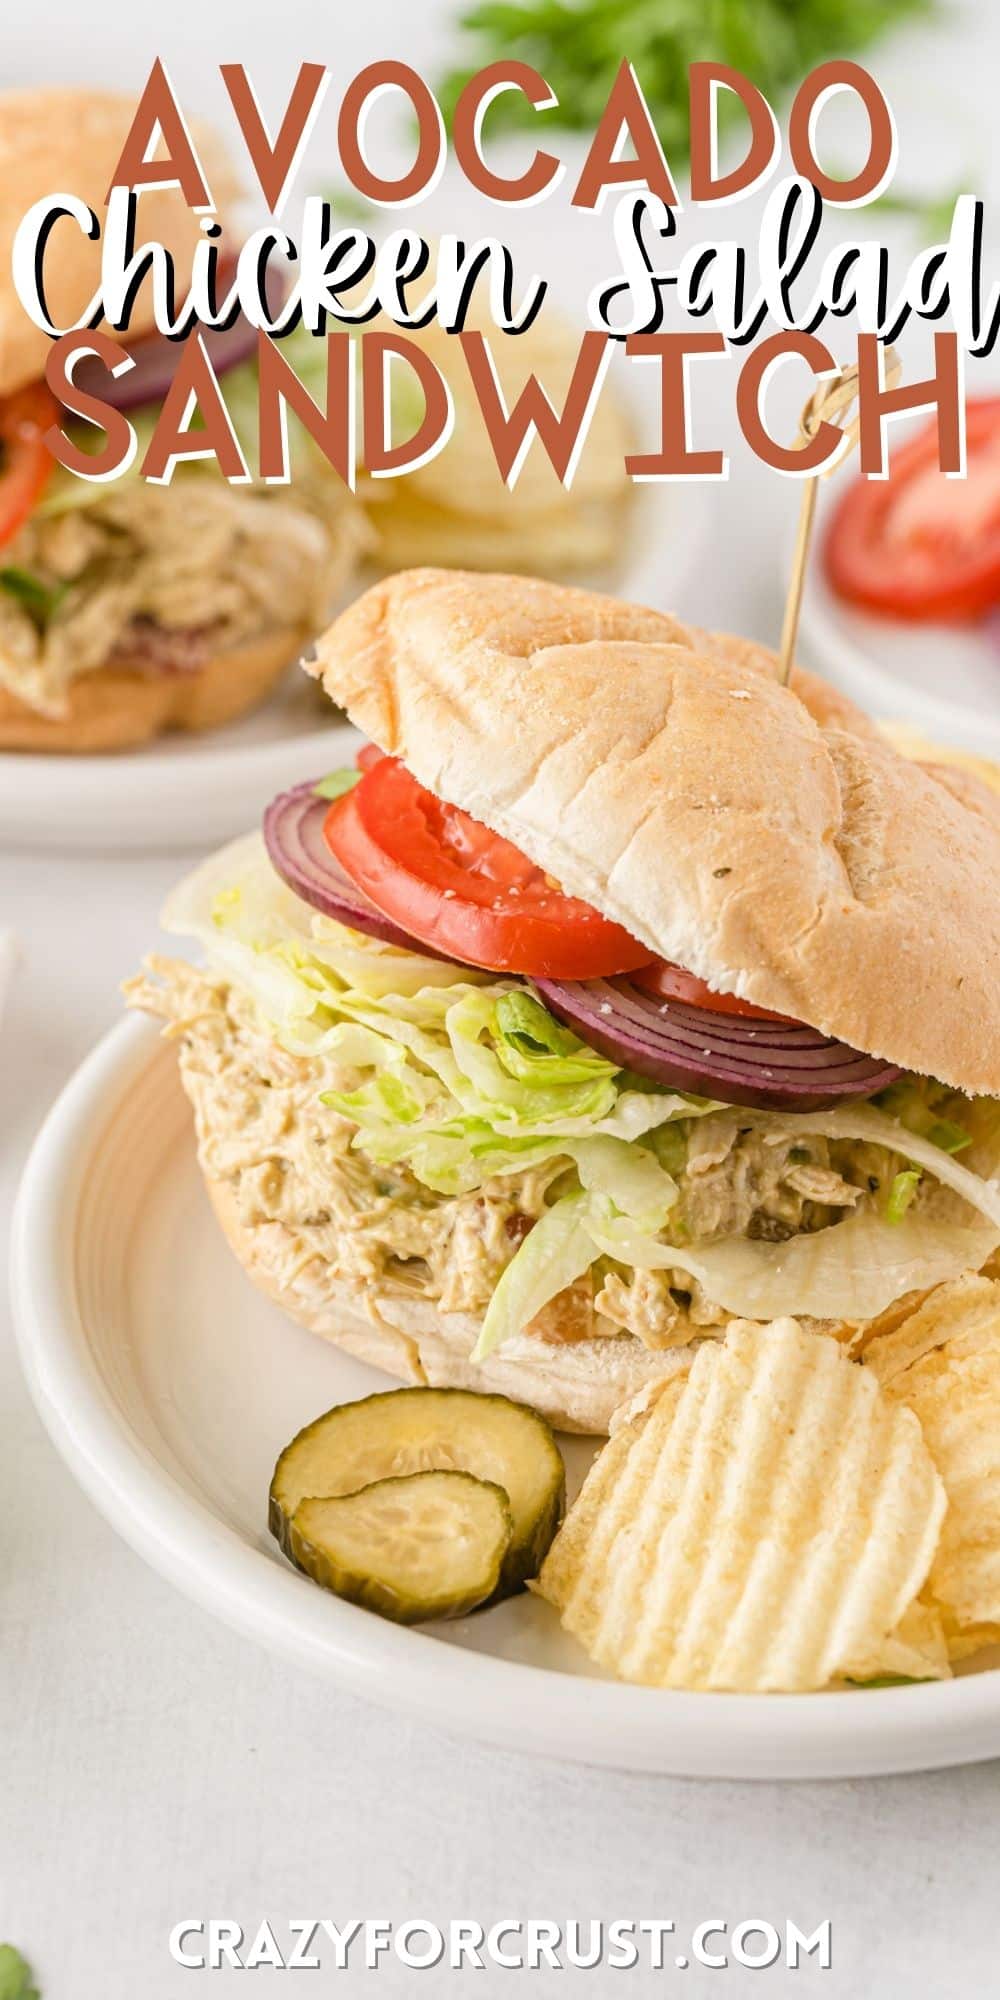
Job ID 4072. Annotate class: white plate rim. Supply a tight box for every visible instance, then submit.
[13,1013,1000,1780]
[0,716,361,853]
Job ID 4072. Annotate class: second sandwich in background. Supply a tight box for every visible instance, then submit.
[0,88,366,753]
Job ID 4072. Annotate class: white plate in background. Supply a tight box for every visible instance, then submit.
[0,666,361,854]
[0,482,709,855]
[794,483,1000,759]
[12,1013,1000,1781]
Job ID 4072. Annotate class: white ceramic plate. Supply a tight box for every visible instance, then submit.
[0,668,360,855]
[0,483,708,855]
[13,1014,1000,1780]
[795,484,1000,759]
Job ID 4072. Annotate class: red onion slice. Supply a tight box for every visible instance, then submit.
[264,781,438,952]
[72,257,283,412]
[534,978,901,1112]
[74,317,259,414]
[263,785,901,1110]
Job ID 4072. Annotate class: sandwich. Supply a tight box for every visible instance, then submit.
[0,89,365,752]
[129,568,1000,1434]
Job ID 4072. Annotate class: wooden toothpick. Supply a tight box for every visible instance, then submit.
[778,348,900,686]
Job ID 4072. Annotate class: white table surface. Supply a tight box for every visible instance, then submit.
[4,4,1000,1994]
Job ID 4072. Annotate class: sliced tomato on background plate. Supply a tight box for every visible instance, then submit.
[324,754,655,978]
[0,384,58,548]
[825,398,1000,623]
[630,959,793,1022]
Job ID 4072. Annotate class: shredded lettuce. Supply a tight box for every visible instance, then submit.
[313,768,361,801]
[475,1192,597,1360]
[165,834,1000,1357]
[571,1134,677,1233]
[37,407,157,516]
[165,835,698,1201]
[474,1137,678,1358]
[319,978,695,1193]
[582,1188,999,1325]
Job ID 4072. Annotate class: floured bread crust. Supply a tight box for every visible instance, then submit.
[0,89,241,396]
[208,1174,690,1434]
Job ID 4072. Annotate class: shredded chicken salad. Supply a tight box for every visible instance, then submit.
[127,834,1000,1359]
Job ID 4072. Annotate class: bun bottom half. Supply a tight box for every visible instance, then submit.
[206,1176,691,1436]
[0,626,308,753]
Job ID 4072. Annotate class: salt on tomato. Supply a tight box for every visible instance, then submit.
[631,960,793,1022]
[0,383,58,548]
[825,398,1000,623]
[324,755,655,978]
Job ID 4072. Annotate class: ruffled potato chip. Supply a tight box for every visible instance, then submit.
[356,291,631,579]
[863,1273,1000,1386]
[879,723,1000,796]
[535,1320,946,1692]
[403,310,629,521]
[843,1600,949,1684]
[364,482,625,579]
[867,1278,1000,1657]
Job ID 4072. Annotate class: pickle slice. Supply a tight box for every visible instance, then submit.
[269,1387,565,1598]
[286,1471,512,1623]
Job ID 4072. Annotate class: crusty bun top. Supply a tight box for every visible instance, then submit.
[311,569,1000,1096]
[0,90,240,397]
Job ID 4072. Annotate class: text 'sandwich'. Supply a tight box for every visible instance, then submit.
[130,569,1000,1432]
[0,89,364,752]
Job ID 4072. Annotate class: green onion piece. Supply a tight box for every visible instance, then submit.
[926,1118,973,1155]
[875,1083,972,1155]
[886,1169,922,1225]
[0,567,66,631]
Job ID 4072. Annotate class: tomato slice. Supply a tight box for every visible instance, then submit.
[0,383,58,548]
[355,743,385,773]
[825,398,1000,622]
[324,756,655,977]
[632,960,793,1022]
